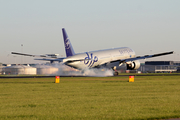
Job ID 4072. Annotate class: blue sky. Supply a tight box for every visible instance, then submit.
[0,0,180,64]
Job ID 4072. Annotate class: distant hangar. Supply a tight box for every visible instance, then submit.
[138,61,180,73]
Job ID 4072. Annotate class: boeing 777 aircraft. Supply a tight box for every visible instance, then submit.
[12,28,174,75]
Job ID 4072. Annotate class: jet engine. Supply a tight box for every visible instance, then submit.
[126,60,140,70]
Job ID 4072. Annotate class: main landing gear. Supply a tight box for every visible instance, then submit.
[112,66,118,76]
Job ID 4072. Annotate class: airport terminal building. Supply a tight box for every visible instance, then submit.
[138,61,180,73]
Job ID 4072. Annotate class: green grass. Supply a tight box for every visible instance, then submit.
[118,73,180,76]
[0,76,180,120]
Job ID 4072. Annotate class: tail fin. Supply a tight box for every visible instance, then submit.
[62,28,75,57]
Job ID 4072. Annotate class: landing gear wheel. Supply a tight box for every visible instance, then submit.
[114,72,118,76]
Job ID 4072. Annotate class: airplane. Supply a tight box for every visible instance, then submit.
[12,28,174,75]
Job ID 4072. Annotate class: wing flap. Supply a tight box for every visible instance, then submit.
[64,59,91,64]
[34,58,64,62]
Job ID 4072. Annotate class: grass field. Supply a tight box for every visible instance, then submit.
[0,76,180,120]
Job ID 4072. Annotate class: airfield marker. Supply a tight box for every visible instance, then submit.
[55,76,60,83]
[129,76,134,82]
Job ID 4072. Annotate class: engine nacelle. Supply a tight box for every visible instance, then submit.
[126,60,140,70]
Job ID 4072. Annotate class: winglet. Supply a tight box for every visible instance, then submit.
[62,28,75,57]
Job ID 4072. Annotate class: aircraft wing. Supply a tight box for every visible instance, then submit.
[110,51,174,64]
[11,52,58,58]
[34,58,65,62]
[12,51,65,63]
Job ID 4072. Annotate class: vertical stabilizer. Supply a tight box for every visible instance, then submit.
[62,28,75,57]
